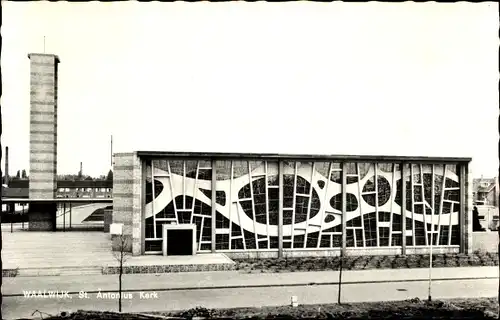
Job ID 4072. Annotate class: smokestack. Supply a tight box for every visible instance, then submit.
[5,146,9,185]
[80,162,83,176]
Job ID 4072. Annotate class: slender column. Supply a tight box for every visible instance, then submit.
[317,162,333,248]
[357,163,366,246]
[437,165,447,245]
[151,161,156,238]
[278,161,284,258]
[388,163,396,247]
[421,165,429,246]
[431,164,436,244]
[375,163,380,247]
[303,162,315,248]
[459,163,467,253]
[341,162,347,255]
[401,162,407,255]
[183,161,187,209]
[229,161,234,249]
[211,159,217,253]
[248,162,258,247]
[141,159,147,254]
[410,164,416,246]
[63,202,65,232]
[291,163,298,245]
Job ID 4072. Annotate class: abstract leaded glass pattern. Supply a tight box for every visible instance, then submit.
[144,160,461,252]
[144,159,214,253]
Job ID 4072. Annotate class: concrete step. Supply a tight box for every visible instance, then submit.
[17,266,103,277]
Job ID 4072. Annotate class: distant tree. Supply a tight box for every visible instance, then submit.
[84,176,93,181]
[16,170,20,179]
[58,174,76,181]
[107,170,113,181]
[21,170,27,179]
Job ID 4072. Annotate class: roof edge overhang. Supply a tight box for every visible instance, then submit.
[28,53,60,63]
[135,151,472,163]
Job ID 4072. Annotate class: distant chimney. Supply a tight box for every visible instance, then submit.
[80,162,83,176]
[110,135,113,168]
[5,146,9,185]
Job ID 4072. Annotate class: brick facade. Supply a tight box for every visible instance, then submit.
[464,162,474,254]
[112,152,143,255]
[28,53,60,231]
[28,53,59,201]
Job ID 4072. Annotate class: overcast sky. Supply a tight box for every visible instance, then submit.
[1,2,498,178]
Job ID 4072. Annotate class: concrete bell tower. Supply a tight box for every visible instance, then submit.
[28,53,60,230]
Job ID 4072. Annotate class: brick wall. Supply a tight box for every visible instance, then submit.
[112,152,143,255]
[28,202,57,231]
[464,162,474,254]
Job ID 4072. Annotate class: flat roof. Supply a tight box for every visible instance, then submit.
[134,151,472,163]
[28,53,60,63]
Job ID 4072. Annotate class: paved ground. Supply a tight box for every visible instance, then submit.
[3,277,497,319]
[3,266,498,295]
[2,232,115,269]
[1,231,233,271]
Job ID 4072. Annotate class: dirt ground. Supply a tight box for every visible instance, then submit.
[40,297,498,320]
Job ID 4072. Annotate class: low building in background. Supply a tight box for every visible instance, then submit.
[473,177,499,207]
[4,180,112,199]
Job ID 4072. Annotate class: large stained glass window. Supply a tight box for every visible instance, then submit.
[398,163,461,247]
[144,159,213,253]
[144,158,463,253]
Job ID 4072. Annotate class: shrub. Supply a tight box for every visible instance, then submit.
[179,306,216,319]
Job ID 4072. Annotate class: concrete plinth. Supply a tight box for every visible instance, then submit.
[471,231,499,253]
[28,202,57,231]
[103,209,112,233]
[111,234,133,253]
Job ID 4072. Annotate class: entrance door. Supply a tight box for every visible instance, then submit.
[166,229,193,255]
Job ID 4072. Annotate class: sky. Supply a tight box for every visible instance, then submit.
[1,2,498,178]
